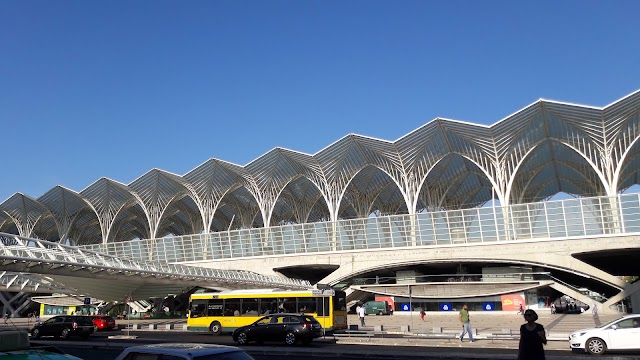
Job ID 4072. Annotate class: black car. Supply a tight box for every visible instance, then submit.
[232,313,323,346]
[31,315,95,339]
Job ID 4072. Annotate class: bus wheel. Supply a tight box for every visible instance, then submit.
[210,321,222,335]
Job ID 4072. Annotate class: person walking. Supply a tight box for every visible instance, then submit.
[550,303,556,314]
[420,308,426,321]
[517,309,547,360]
[357,303,366,327]
[459,304,473,342]
[592,303,598,318]
[517,304,524,315]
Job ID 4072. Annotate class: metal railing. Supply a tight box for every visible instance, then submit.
[350,272,554,286]
[0,234,310,289]
[83,193,640,263]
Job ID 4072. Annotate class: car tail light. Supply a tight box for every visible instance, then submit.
[303,323,312,329]
[72,322,78,329]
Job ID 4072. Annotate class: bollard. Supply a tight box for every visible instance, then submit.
[401,325,410,332]
[165,324,172,330]
[374,325,384,332]
[132,324,139,330]
[148,324,156,330]
[432,327,442,333]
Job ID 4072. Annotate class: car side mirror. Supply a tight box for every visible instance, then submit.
[611,325,617,330]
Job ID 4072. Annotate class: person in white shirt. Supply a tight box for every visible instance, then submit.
[357,304,366,327]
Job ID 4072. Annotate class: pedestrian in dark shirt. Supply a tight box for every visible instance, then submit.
[518,309,547,360]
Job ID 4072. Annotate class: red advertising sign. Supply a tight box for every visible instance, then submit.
[375,296,395,311]
[501,293,525,311]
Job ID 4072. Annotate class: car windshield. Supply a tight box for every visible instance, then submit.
[598,316,634,329]
[195,350,255,360]
[304,316,320,324]
[255,317,271,325]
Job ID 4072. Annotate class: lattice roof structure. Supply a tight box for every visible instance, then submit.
[2,90,640,245]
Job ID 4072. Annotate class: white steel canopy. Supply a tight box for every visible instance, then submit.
[1,90,639,246]
[0,233,311,300]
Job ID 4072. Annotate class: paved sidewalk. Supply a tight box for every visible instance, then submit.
[345,312,619,339]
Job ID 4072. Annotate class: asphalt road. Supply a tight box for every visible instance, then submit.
[33,329,640,360]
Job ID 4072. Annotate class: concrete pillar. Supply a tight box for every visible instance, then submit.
[396,270,423,284]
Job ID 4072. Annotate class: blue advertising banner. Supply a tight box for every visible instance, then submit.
[399,303,411,311]
[482,302,494,311]
[440,303,452,311]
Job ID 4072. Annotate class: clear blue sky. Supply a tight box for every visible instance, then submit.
[1,0,639,202]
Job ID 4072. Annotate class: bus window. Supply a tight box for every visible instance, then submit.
[241,298,259,315]
[207,299,224,316]
[278,298,296,313]
[298,298,316,313]
[191,300,208,318]
[224,299,241,316]
[316,298,330,316]
[262,299,278,315]
[334,293,347,311]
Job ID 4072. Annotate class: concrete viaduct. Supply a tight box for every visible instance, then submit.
[187,233,640,314]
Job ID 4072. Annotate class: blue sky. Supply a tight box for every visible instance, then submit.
[1,0,639,202]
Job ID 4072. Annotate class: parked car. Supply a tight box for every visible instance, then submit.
[569,314,640,355]
[90,315,116,331]
[30,315,94,340]
[232,313,322,346]
[114,343,255,360]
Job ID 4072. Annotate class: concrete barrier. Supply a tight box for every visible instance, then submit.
[182,324,188,331]
[349,324,359,330]
[131,324,139,330]
[164,324,172,330]
[148,324,156,330]
[401,325,410,332]
[432,327,442,333]
[374,325,384,332]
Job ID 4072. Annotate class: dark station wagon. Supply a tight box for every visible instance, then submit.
[232,313,323,346]
[31,315,94,339]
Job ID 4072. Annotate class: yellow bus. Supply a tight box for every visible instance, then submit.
[187,289,347,334]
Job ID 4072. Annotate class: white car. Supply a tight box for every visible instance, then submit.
[569,314,640,355]
[114,343,255,360]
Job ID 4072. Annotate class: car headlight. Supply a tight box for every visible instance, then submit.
[571,332,587,338]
